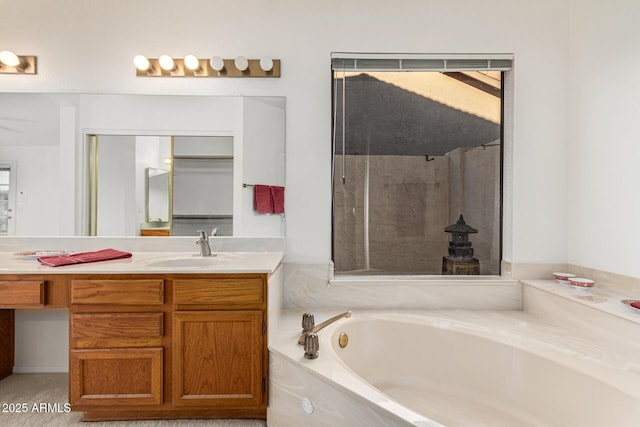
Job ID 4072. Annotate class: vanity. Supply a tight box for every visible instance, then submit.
[0,248,283,422]
[0,91,287,420]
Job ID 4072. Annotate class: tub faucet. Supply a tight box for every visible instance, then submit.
[298,311,352,345]
[195,230,212,257]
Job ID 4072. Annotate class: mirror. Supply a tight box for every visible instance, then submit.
[0,93,285,237]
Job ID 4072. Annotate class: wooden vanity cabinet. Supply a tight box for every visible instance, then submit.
[172,277,267,409]
[0,275,69,380]
[69,278,165,409]
[68,273,268,422]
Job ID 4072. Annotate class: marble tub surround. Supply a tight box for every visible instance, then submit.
[500,260,569,281]
[567,263,640,296]
[523,281,640,369]
[269,310,640,427]
[502,260,640,293]
[268,352,420,427]
[283,263,521,310]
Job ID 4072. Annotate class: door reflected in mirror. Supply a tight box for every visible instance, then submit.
[146,167,170,224]
[90,135,235,237]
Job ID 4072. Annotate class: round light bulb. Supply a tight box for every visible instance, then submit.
[210,56,225,71]
[259,57,273,72]
[234,56,249,71]
[158,55,175,71]
[0,50,21,67]
[133,54,151,71]
[184,54,200,71]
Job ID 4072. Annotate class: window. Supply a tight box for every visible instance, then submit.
[331,53,511,276]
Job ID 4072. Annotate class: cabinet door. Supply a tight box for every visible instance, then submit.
[0,310,14,380]
[70,347,163,406]
[173,311,264,408]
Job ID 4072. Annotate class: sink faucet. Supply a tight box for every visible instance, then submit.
[298,311,352,345]
[195,230,212,257]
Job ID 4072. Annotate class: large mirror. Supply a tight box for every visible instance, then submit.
[0,93,285,237]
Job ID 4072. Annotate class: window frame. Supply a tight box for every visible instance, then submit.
[330,53,511,277]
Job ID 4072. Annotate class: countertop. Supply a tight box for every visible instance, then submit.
[0,251,284,274]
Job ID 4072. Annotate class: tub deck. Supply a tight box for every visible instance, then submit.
[269,308,640,427]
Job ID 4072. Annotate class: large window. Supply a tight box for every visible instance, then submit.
[331,54,511,276]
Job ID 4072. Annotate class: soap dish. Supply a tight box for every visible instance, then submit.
[553,272,576,284]
[621,299,640,313]
[568,277,595,289]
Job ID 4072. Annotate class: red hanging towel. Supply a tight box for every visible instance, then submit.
[37,248,132,267]
[270,186,285,214]
[254,184,273,213]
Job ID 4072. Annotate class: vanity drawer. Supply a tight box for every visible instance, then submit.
[71,312,164,348]
[0,281,45,308]
[173,278,264,309]
[71,279,164,305]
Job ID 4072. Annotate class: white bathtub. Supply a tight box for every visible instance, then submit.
[268,311,640,427]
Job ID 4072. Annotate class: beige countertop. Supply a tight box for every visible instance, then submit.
[0,251,284,274]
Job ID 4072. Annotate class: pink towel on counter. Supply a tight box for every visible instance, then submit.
[253,185,273,214]
[37,248,133,267]
[270,186,285,214]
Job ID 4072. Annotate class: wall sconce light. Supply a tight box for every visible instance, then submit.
[0,50,37,74]
[134,54,280,78]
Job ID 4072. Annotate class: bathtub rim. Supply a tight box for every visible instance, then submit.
[321,311,640,400]
[269,309,640,427]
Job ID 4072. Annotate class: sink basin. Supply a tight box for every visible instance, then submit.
[145,255,220,268]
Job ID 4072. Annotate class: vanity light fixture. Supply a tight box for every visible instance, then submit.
[184,54,200,71]
[259,56,274,72]
[158,54,176,71]
[134,54,280,77]
[133,54,152,71]
[210,56,225,71]
[0,50,20,67]
[234,56,249,72]
[0,50,37,74]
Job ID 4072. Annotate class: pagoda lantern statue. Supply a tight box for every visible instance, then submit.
[444,214,478,259]
[442,215,480,274]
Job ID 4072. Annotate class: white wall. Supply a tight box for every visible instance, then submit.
[0,146,60,235]
[240,97,286,237]
[567,0,640,278]
[0,0,573,268]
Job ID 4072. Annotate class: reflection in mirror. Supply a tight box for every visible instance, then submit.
[146,167,170,224]
[0,163,16,235]
[0,93,285,237]
[90,135,236,237]
[172,136,234,237]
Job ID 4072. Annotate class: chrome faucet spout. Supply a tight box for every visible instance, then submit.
[195,230,212,257]
[298,311,352,345]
